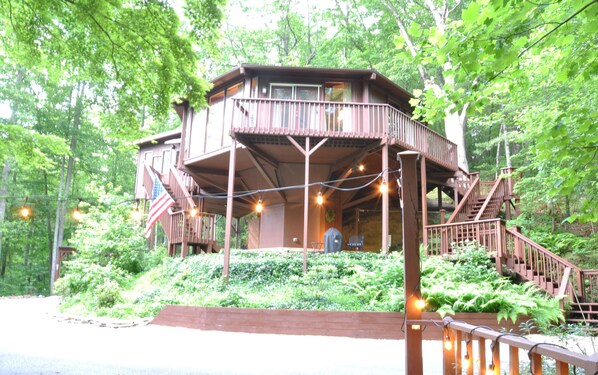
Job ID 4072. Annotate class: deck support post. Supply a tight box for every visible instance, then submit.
[382,141,389,254]
[223,139,237,283]
[303,137,310,273]
[421,156,428,248]
[398,151,423,375]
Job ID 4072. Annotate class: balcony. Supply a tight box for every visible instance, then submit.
[230,98,458,171]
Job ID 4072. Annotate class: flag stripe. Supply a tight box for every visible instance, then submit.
[145,176,175,238]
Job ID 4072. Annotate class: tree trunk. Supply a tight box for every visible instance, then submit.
[50,82,85,293]
[444,108,469,172]
[502,123,512,169]
[0,161,10,274]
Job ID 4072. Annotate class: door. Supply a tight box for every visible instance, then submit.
[271,84,320,130]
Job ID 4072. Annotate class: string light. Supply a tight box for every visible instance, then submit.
[316,192,324,206]
[358,164,365,172]
[444,335,453,351]
[20,205,31,218]
[131,200,142,220]
[379,181,388,194]
[462,335,471,370]
[415,298,426,310]
[72,206,83,221]
[189,207,198,217]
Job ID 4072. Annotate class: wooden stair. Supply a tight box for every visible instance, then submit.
[142,164,217,257]
[427,168,598,327]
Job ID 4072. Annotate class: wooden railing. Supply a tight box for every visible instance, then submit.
[425,218,502,257]
[168,211,215,245]
[475,178,506,221]
[446,175,481,224]
[424,220,593,302]
[231,98,458,170]
[504,227,583,298]
[442,317,598,374]
[167,165,198,213]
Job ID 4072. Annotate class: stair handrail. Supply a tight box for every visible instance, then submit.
[474,177,505,221]
[447,175,480,223]
[168,165,197,212]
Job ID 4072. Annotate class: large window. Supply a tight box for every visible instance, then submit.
[324,82,352,131]
[205,91,225,153]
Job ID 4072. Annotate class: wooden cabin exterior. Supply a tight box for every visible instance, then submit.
[135,64,464,254]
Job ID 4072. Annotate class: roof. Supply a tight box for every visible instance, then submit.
[209,64,414,102]
[134,128,181,147]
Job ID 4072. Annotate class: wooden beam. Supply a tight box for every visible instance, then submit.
[192,175,253,209]
[323,167,353,200]
[247,151,286,202]
[343,191,380,210]
[421,156,428,229]
[236,137,278,168]
[382,142,389,254]
[287,136,306,156]
[303,137,310,273]
[331,140,382,172]
[309,138,328,156]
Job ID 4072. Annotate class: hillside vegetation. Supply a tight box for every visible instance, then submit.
[56,240,563,330]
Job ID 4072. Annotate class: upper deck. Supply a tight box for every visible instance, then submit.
[229,98,457,171]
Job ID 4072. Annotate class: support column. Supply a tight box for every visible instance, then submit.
[420,157,428,248]
[223,139,237,282]
[303,137,310,273]
[234,217,240,249]
[398,151,423,375]
[381,141,389,254]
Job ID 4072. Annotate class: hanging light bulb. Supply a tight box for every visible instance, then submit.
[415,298,426,310]
[131,201,142,221]
[444,334,452,351]
[72,206,83,221]
[358,164,365,172]
[316,192,324,206]
[379,182,388,194]
[19,196,31,219]
[20,205,31,218]
[189,207,199,217]
[462,352,470,370]
[256,200,263,216]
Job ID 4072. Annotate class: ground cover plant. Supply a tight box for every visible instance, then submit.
[57,241,564,330]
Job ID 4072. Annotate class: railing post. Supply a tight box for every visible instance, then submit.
[495,221,503,274]
[440,209,446,224]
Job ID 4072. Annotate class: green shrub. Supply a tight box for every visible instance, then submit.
[95,279,123,308]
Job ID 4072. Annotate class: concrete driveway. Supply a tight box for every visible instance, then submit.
[0,297,447,374]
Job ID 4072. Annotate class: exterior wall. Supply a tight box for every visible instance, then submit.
[257,201,322,248]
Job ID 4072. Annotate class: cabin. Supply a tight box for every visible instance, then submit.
[134,64,465,255]
[134,64,598,328]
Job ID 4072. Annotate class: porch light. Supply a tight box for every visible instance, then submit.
[415,298,426,310]
[316,192,324,206]
[256,200,263,216]
[189,207,199,217]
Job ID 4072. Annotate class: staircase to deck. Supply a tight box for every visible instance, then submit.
[427,170,598,327]
[142,164,220,257]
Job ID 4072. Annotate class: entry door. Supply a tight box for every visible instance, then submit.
[271,85,319,129]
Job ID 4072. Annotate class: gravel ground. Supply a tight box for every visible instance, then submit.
[1,297,595,374]
[0,297,445,375]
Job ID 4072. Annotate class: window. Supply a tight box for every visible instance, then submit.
[205,91,224,153]
[270,84,319,129]
[324,82,352,131]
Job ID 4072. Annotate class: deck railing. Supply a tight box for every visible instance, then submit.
[168,211,216,245]
[167,165,198,213]
[425,219,594,302]
[231,98,457,170]
[442,317,598,374]
[475,178,506,221]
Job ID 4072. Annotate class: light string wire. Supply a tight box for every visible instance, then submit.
[2,168,401,209]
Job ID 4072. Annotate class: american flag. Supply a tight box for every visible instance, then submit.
[144,176,175,238]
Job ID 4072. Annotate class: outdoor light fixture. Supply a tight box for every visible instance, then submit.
[358,164,365,172]
[256,199,263,216]
[444,336,452,351]
[462,352,470,370]
[316,192,324,206]
[189,207,199,217]
[415,298,426,310]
